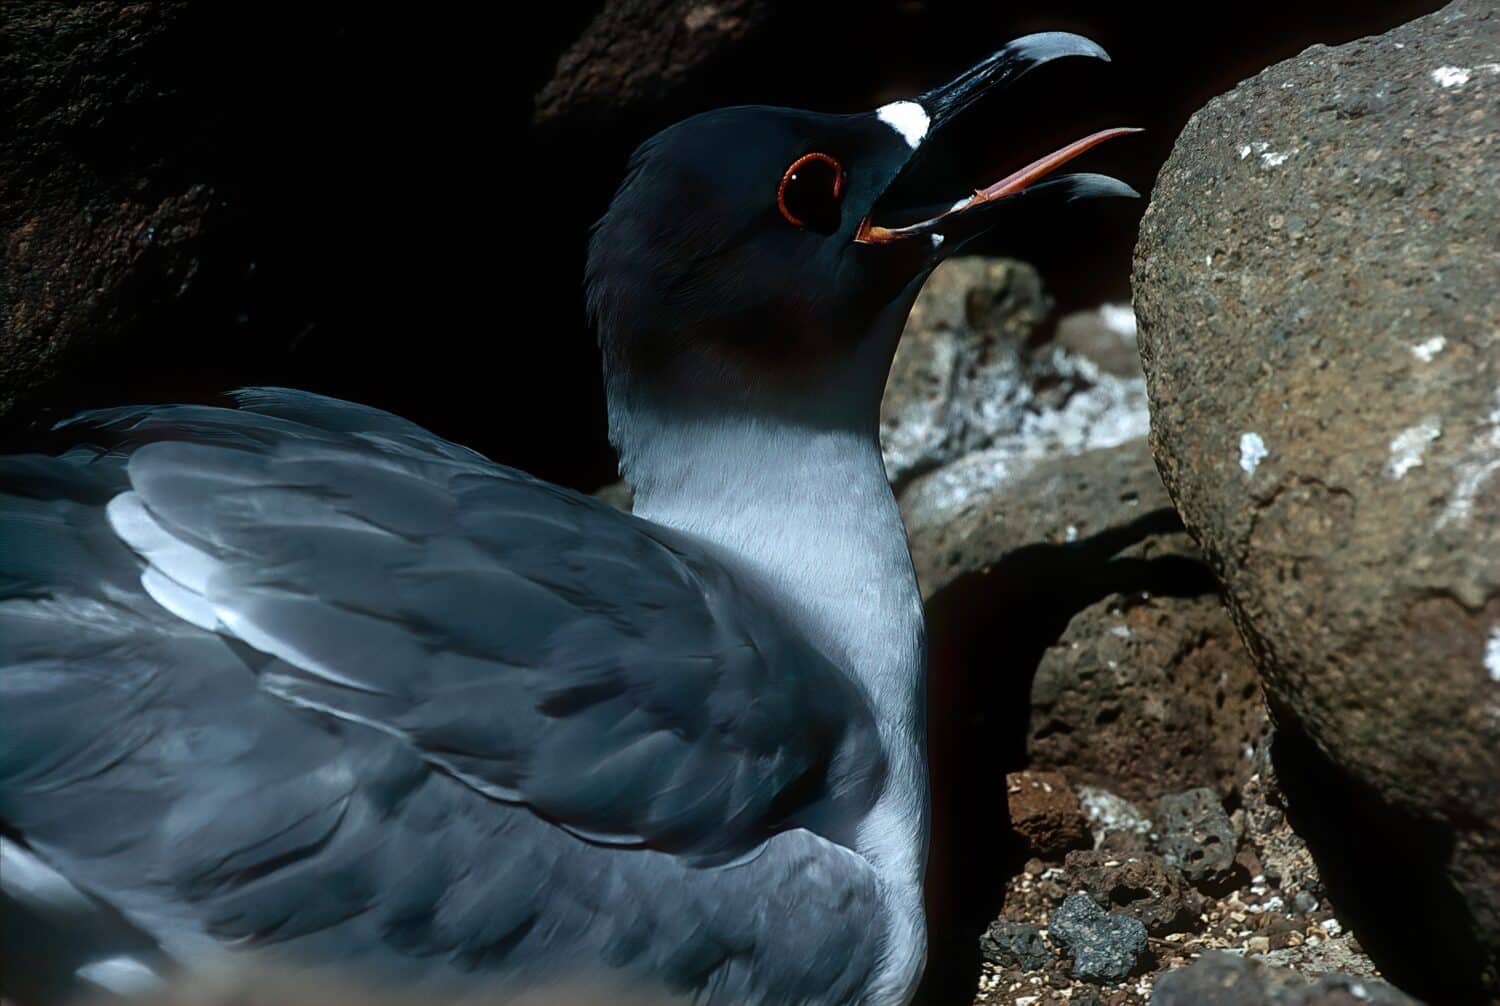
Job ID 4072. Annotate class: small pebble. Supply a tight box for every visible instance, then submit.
[1153,788,1240,886]
[978,920,1054,972]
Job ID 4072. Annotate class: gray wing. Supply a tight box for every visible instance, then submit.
[0,389,886,1004]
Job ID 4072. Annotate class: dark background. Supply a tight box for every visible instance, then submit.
[1,0,1442,491]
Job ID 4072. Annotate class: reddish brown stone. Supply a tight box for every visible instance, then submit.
[1064,849,1204,936]
[1007,770,1091,860]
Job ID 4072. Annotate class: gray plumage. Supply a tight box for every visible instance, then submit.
[0,31,1134,1003]
[0,389,890,1004]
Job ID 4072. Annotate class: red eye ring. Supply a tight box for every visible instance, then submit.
[777,152,845,229]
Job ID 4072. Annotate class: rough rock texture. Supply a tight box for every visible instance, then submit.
[1,3,207,423]
[884,258,1148,498]
[1006,771,1092,861]
[1064,850,1203,936]
[978,921,1054,973]
[534,0,770,126]
[1076,786,1154,853]
[1133,2,1500,993]
[1153,788,1241,888]
[1151,952,1424,1006]
[1240,743,1322,902]
[902,437,1171,601]
[1049,893,1148,982]
[1029,590,1266,804]
[880,259,1053,486]
[1055,305,1144,377]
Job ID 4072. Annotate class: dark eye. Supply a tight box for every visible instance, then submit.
[777,152,844,234]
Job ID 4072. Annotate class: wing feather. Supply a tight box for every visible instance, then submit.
[13,389,884,862]
[0,390,889,1001]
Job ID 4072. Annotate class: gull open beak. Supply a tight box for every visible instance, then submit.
[854,32,1141,247]
[855,127,1142,244]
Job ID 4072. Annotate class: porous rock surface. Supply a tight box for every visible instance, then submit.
[1029,589,1265,805]
[1150,952,1423,1006]
[978,920,1054,973]
[1152,788,1241,888]
[1048,893,1148,982]
[1005,770,1092,860]
[1133,1,1500,991]
[1064,849,1203,936]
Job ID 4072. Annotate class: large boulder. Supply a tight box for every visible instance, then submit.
[1152,952,1423,1006]
[533,0,771,126]
[1133,1,1500,997]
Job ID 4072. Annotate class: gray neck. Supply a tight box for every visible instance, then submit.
[628,414,925,707]
[624,409,930,1005]
[603,280,933,1003]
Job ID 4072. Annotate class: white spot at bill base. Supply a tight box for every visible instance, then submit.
[876,101,930,149]
[1411,336,1447,362]
[929,233,944,249]
[1239,432,1268,475]
[1065,524,1079,542]
[1485,626,1500,683]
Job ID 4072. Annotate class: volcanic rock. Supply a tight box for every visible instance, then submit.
[1029,590,1266,805]
[879,258,1052,487]
[1054,304,1143,377]
[1075,786,1154,853]
[1064,849,1203,936]
[1049,892,1148,982]
[886,256,1148,509]
[1151,951,1424,1006]
[1133,0,1500,991]
[1006,771,1091,860]
[534,0,771,126]
[978,920,1054,972]
[902,437,1169,601]
[1153,788,1240,888]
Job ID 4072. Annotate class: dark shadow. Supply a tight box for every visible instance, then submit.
[915,506,1218,1003]
[1270,721,1489,1004]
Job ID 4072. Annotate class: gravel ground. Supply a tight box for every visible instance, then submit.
[970,759,1387,1006]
